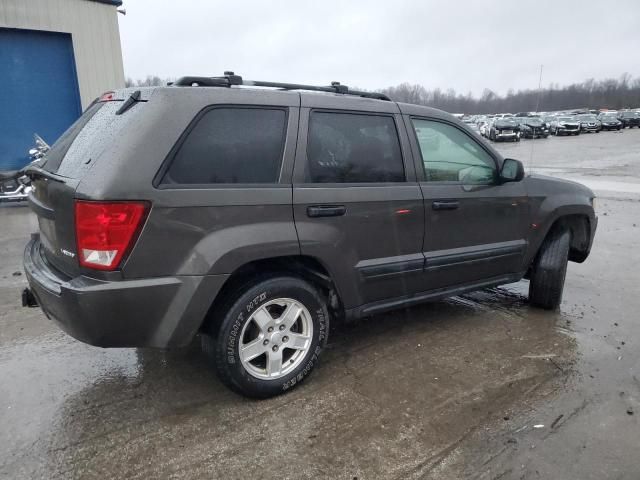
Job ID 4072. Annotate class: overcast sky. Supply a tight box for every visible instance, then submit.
[118,0,640,96]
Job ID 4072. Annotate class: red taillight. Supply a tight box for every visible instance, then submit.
[75,201,149,271]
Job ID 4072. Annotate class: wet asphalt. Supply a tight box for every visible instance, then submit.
[1,129,639,479]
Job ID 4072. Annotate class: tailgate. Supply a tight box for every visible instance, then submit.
[26,90,152,277]
[28,173,81,276]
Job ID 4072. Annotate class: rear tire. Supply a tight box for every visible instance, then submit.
[529,228,571,310]
[202,276,329,398]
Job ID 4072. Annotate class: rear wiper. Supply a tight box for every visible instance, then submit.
[116,90,143,115]
[22,164,64,183]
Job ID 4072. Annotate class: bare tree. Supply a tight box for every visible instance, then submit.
[378,75,640,113]
[124,76,174,87]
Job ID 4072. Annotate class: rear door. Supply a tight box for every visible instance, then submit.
[405,116,530,291]
[292,97,425,308]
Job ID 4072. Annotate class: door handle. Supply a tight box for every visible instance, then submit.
[432,200,459,211]
[307,205,346,218]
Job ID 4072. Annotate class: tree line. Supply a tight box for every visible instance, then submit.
[378,74,640,114]
[125,73,640,114]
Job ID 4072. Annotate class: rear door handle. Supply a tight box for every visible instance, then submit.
[307,205,346,218]
[432,200,459,211]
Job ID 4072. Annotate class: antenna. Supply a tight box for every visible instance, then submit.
[529,64,544,176]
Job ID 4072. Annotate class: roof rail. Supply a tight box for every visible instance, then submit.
[172,71,390,101]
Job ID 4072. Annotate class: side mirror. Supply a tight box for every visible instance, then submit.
[500,158,524,182]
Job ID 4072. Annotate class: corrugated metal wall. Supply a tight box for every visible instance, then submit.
[0,0,125,109]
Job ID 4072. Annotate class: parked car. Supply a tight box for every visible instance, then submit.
[596,113,622,131]
[577,114,602,133]
[518,116,549,139]
[617,111,640,128]
[489,118,520,142]
[468,122,482,136]
[21,73,597,398]
[541,115,555,129]
[550,116,581,136]
[479,120,490,137]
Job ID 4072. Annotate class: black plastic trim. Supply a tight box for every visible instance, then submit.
[358,258,425,280]
[425,244,525,270]
[347,272,525,319]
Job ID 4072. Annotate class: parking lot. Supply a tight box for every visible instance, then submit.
[1,130,639,479]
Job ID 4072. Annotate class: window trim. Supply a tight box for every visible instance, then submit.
[153,104,290,189]
[300,108,408,185]
[408,116,500,185]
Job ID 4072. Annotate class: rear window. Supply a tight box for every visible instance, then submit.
[161,107,287,185]
[43,100,146,178]
[42,102,103,174]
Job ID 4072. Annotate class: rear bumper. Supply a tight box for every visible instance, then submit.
[23,235,228,348]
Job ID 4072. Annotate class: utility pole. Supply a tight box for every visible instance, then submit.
[534,64,543,113]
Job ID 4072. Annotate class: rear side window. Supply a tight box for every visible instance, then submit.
[306,112,404,183]
[162,107,287,185]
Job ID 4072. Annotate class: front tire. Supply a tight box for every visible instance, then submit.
[529,228,571,310]
[203,276,329,398]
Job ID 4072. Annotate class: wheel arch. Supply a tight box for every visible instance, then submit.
[199,255,344,335]
[533,212,594,266]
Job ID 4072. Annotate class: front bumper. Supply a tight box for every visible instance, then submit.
[494,131,518,140]
[557,127,580,134]
[522,129,548,138]
[23,235,228,348]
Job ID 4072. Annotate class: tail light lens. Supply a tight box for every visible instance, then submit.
[75,201,149,271]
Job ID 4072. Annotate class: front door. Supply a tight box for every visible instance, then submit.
[406,117,530,291]
[292,105,425,308]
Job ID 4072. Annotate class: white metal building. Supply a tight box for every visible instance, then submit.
[0,0,125,169]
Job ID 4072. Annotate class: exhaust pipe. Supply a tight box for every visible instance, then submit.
[22,288,38,308]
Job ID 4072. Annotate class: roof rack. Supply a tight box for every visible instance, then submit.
[171,71,390,101]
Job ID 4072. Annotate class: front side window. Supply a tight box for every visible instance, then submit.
[162,107,287,185]
[306,112,404,183]
[412,119,496,184]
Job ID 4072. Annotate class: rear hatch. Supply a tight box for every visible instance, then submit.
[27,90,151,277]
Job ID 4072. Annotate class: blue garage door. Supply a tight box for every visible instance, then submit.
[0,28,82,171]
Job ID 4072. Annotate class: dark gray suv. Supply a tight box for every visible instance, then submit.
[22,73,597,398]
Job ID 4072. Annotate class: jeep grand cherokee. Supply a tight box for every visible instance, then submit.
[22,73,597,398]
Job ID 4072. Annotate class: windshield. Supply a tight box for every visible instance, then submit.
[525,118,543,125]
[558,116,574,122]
[495,119,517,127]
[579,115,597,121]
